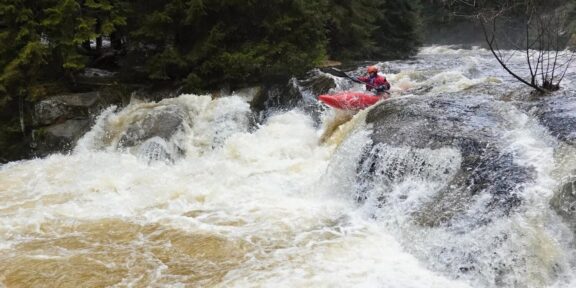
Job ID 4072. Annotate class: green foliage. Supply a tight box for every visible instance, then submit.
[125,0,329,90]
[326,0,422,60]
[0,0,424,101]
[0,1,44,105]
[0,0,129,161]
[0,117,28,163]
[374,0,422,59]
[326,0,381,59]
[0,0,128,109]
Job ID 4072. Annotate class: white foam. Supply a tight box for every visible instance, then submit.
[0,94,471,287]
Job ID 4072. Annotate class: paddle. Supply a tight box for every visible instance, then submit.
[324,67,364,84]
[324,67,382,90]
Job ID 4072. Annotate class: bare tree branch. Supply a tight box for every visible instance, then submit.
[479,14,546,93]
[476,0,570,93]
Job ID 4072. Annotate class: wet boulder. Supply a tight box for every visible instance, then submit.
[118,104,188,149]
[110,103,193,163]
[129,85,184,102]
[299,72,337,96]
[32,120,91,156]
[232,87,262,105]
[32,91,121,156]
[550,174,576,231]
[533,92,576,146]
[251,81,302,115]
[359,94,535,226]
[34,91,104,126]
[251,71,335,123]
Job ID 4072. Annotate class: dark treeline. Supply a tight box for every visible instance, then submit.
[0,0,421,99]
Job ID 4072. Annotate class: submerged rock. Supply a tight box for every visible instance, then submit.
[533,92,576,146]
[359,94,534,226]
[550,174,576,230]
[137,137,175,164]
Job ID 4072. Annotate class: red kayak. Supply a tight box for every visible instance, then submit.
[318,92,382,110]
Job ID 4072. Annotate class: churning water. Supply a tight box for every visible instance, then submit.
[1,46,575,287]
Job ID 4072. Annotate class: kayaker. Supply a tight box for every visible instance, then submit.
[356,66,390,98]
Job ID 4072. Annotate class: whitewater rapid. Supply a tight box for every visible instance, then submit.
[1,46,576,287]
[0,100,470,287]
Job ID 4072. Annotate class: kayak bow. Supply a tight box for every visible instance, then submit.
[318,92,381,110]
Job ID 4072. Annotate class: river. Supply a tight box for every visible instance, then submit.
[1,46,575,287]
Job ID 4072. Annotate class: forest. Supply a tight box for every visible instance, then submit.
[0,0,419,97]
[0,0,575,161]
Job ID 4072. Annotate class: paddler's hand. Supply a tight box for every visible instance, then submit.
[375,85,389,93]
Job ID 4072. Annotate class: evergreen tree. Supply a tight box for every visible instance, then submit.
[0,0,127,105]
[0,0,127,160]
[326,0,382,60]
[374,0,421,59]
[1,0,424,99]
[326,0,422,61]
[0,0,49,107]
[125,0,328,90]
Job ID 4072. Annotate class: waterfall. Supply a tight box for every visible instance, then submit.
[1,46,576,287]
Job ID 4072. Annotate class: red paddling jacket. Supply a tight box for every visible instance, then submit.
[357,74,390,95]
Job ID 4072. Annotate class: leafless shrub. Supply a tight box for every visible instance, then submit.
[478,1,575,93]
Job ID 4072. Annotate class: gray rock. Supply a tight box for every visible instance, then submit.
[118,104,188,148]
[31,89,126,156]
[130,86,184,102]
[34,99,74,126]
[45,119,90,138]
[252,73,335,124]
[533,92,576,146]
[233,86,262,104]
[50,91,102,107]
[359,94,534,227]
[252,81,303,112]
[299,73,336,96]
[551,174,576,229]
[33,120,91,155]
[34,92,103,125]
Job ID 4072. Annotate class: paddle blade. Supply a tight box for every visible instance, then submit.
[323,67,365,84]
[323,67,350,78]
